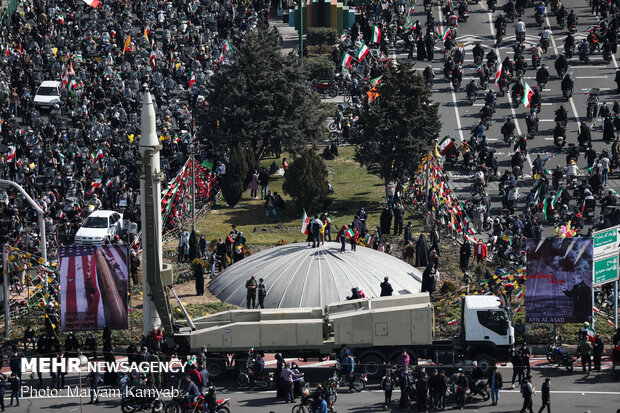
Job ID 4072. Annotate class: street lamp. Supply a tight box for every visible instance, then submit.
[0,179,47,340]
[187,143,198,232]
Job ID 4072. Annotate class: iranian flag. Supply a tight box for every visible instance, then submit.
[586,325,596,343]
[90,149,105,162]
[438,136,456,155]
[222,39,233,54]
[494,62,503,88]
[188,72,196,87]
[447,319,457,325]
[340,52,353,67]
[515,289,524,299]
[346,228,355,239]
[370,76,382,87]
[150,51,157,67]
[522,81,534,107]
[357,43,370,60]
[551,187,563,208]
[371,25,381,43]
[87,178,102,197]
[365,234,374,245]
[300,209,309,234]
[340,32,347,42]
[82,0,101,7]
[5,146,16,162]
[439,27,451,41]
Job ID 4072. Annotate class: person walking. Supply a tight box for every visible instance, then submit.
[8,373,19,407]
[337,225,348,252]
[88,371,101,404]
[258,168,270,199]
[416,371,428,413]
[257,278,267,309]
[520,375,535,413]
[511,352,524,388]
[537,378,550,413]
[593,334,604,371]
[264,191,277,224]
[398,365,411,410]
[380,277,393,296]
[0,374,5,411]
[489,366,503,406]
[248,169,259,199]
[245,276,257,309]
[455,369,468,410]
[459,235,472,273]
[393,202,404,235]
[579,338,593,372]
[380,370,395,408]
[194,260,204,296]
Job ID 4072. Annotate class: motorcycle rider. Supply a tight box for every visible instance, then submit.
[540,25,552,51]
[536,64,550,87]
[472,43,485,64]
[579,39,590,60]
[451,64,463,89]
[578,122,592,148]
[485,90,497,108]
[423,65,435,85]
[471,361,486,391]
[526,110,538,134]
[554,54,568,78]
[479,64,491,85]
[564,32,575,55]
[495,13,506,34]
[512,79,524,102]
[501,117,516,139]
[556,5,567,25]
[444,56,455,78]
[487,49,498,69]
[514,134,527,153]
[515,18,526,41]
[466,79,478,99]
[514,55,528,75]
[453,46,465,65]
[555,105,568,124]
[249,353,265,388]
[458,0,469,20]
[531,43,543,66]
[535,2,546,17]
[480,103,493,123]
[567,9,577,28]
[561,73,574,96]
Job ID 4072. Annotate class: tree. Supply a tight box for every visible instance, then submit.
[351,63,441,183]
[303,57,335,81]
[199,27,324,159]
[221,142,251,207]
[282,148,329,211]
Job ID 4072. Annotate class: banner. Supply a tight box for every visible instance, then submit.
[59,246,128,331]
[525,238,593,323]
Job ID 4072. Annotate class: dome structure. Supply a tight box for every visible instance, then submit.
[209,243,423,308]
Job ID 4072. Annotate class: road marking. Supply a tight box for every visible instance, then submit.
[539,119,555,122]
[581,87,610,91]
[575,75,609,79]
[437,3,464,142]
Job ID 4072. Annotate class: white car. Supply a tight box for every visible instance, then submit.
[33,80,61,110]
[74,210,124,245]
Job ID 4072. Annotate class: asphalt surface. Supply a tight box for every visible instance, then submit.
[8,363,620,412]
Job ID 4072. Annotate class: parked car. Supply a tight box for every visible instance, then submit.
[74,210,124,245]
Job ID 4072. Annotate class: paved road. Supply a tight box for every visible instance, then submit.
[9,364,620,412]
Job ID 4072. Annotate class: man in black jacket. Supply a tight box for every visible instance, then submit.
[537,378,550,413]
[460,236,472,273]
[455,369,468,410]
[562,273,592,322]
[489,366,503,406]
[380,277,393,296]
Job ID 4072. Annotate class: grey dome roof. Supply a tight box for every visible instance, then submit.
[209,242,423,308]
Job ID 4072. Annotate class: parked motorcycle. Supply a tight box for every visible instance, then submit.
[547,341,575,372]
[309,79,339,98]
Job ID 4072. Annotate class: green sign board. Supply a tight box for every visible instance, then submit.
[593,254,619,286]
[593,226,620,257]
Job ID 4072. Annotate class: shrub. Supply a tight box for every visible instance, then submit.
[306,27,338,55]
[282,148,329,211]
[303,57,335,81]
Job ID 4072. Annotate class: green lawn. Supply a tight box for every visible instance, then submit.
[196,146,420,246]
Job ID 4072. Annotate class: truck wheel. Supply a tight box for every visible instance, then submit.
[206,359,225,378]
[474,353,496,372]
[360,354,384,379]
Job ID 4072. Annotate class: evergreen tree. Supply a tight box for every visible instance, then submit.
[200,27,324,158]
[351,64,441,183]
[221,142,250,207]
[282,148,329,211]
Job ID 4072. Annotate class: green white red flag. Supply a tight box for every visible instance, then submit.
[494,62,503,88]
[356,43,369,60]
[522,81,534,107]
[5,146,15,162]
[300,209,309,233]
[370,76,382,87]
[371,25,381,43]
[340,52,353,67]
[438,136,456,156]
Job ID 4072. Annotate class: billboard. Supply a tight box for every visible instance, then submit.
[525,238,593,323]
[59,246,129,331]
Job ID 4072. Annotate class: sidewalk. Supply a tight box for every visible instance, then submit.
[271,17,302,55]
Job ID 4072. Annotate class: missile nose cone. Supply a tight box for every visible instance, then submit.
[140,88,159,149]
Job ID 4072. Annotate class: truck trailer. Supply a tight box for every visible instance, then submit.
[170,293,514,378]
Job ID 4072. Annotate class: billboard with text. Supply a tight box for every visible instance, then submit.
[525,238,593,323]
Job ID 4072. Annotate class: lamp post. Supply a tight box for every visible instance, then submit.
[0,179,47,269]
[187,144,198,232]
[298,0,303,57]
